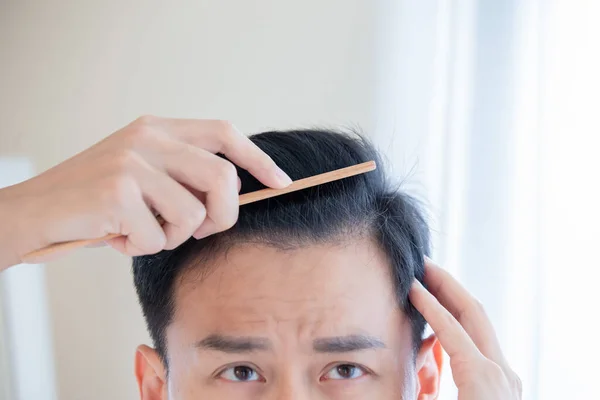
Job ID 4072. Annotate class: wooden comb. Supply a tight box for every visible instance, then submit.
[22,160,376,263]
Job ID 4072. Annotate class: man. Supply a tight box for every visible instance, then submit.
[0,117,521,399]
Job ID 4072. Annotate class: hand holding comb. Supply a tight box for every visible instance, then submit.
[21,161,376,263]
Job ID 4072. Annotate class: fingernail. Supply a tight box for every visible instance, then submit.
[193,230,211,240]
[411,279,425,291]
[274,166,293,186]
[193,220,216,240]
[423,256,438,267]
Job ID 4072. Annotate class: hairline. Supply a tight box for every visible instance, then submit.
[159,229,420,366]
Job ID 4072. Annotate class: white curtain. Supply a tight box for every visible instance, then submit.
[416,0,600,398]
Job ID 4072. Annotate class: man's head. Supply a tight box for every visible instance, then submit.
[132,129,442,399]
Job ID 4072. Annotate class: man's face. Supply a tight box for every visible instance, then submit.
[135,240,441,399]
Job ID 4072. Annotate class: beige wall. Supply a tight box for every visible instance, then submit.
[0,1,439,398]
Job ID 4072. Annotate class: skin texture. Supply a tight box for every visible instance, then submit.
[134,240,443,400]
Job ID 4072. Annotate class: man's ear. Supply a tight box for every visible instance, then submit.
[135,345,168,400]
[415,334,443,400]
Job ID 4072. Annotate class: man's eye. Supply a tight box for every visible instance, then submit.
[219,365,262,382]
[321,364,366,381]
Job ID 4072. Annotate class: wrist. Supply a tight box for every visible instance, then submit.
[0,184,31,270]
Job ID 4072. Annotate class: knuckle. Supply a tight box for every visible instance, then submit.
[442,310,459,329]
[210,205,238,233]
[214,120,238,146]
[485,362,506,382]
[220,208,239,231]
[112,148,140,171]
[429,312,455,340]
[135,114,159,127]
[126,116,161,144]
[129,126,155,145]
[465,298,488,320]
[145,234,166,254]
[213,215,237,232]
[188,204,207,227]
[181,204,207,231]
[449,357,472,378]
[215,119,235,133]
[162,225,186,251]
[213,158,238,185]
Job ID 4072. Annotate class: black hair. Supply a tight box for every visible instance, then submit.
[132,128,430,362]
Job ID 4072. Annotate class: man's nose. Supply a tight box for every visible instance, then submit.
[267,375,315,400]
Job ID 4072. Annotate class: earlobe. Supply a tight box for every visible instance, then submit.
[135,345,167,400]
[415,335,443,400]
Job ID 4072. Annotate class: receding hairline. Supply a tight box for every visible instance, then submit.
[174,225,383,289]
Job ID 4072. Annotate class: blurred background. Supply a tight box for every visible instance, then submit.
[1,0,599,399]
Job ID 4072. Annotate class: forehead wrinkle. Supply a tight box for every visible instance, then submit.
[174,238,400,334]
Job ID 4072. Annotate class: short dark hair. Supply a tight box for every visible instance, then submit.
[132,129,430,362]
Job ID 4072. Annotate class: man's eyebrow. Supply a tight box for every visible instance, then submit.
[195,334,271,353]
[313,335,387,353]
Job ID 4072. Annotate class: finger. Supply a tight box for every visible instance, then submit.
[108,196,166,256]
[161,118,292,189]
[137,169,207,250]
[423,259,506,364]
[160,145,240,237]
[409,280,483,362]
[192,218,216,240]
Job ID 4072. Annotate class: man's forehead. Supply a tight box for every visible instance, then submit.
[171,241,404,336]
[176,240,395,304]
